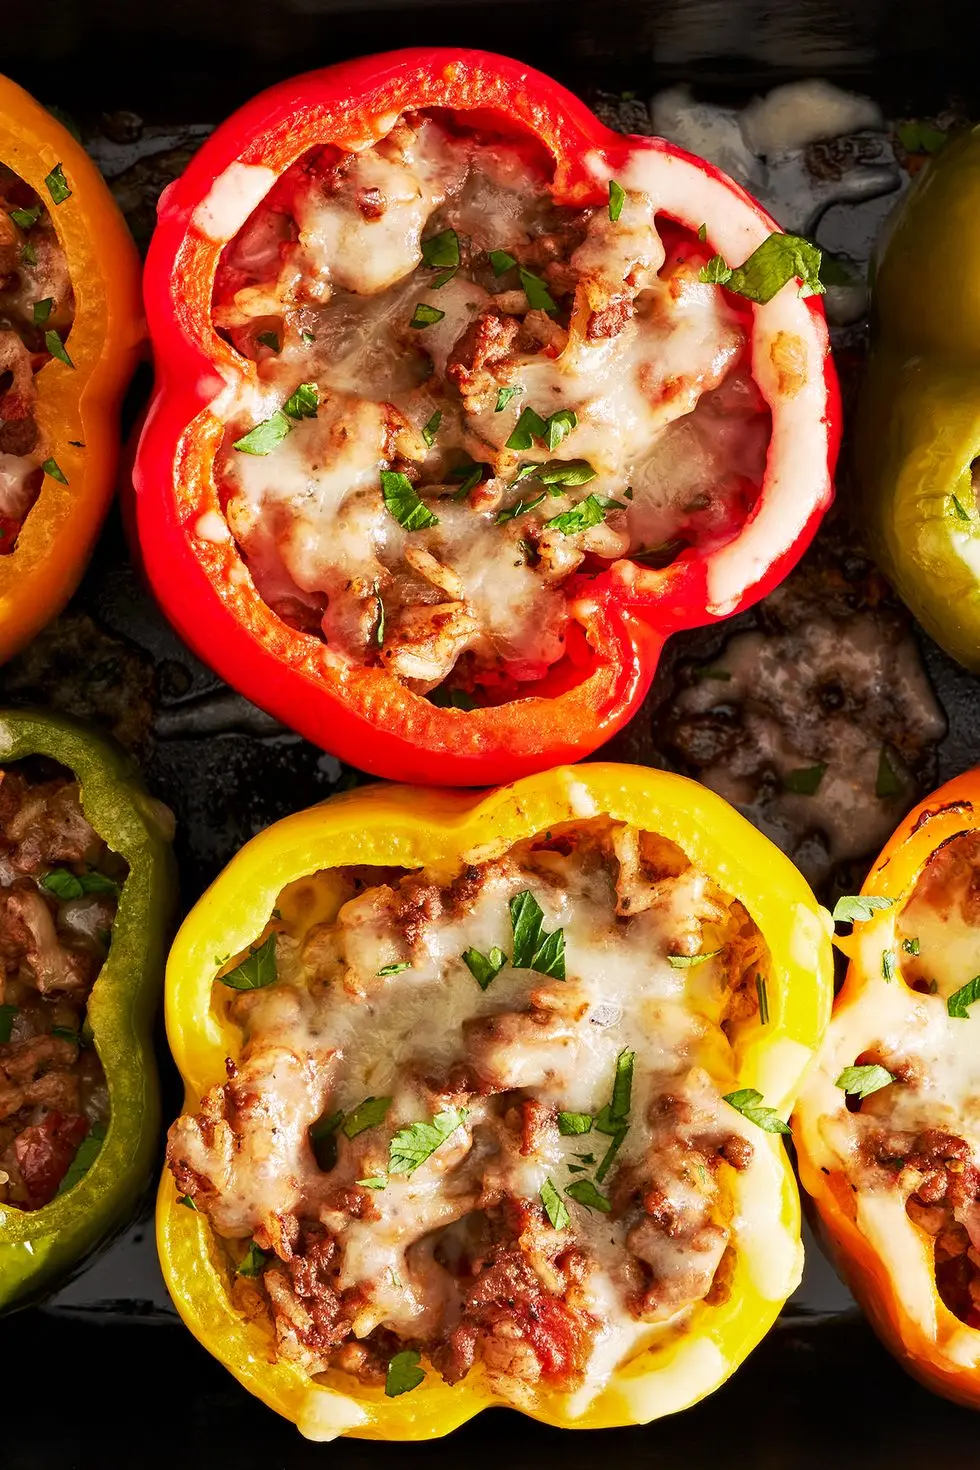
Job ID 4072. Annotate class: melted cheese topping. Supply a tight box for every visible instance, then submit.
[169,818,797,1417]
[210,112,770,696]
[797,832,980,1359]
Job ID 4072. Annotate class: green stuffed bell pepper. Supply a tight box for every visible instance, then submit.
[856,126,980,671]
[0,709,176,1310]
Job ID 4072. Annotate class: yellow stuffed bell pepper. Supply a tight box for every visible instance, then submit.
[0,75,142,658]
[158,764,832,1441]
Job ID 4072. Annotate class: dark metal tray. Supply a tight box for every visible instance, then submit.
[5,2,980,1463]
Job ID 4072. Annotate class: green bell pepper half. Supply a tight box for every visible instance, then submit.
[856,125,980,671]
[0,709,176,1311]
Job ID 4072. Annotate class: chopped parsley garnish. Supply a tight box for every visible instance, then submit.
[449,461,488,499]
[882,950,896,982]
[282,382,319,419]
[388,1106,468,1174]
[608,179,625,222]
[756,974,770,1024]
[385,1349,425,1397]
[565,1177,612,1213]
[300,329,316,344]
[875,747,903,799]
[377,961,411,976]
[45,329,74,368]
[357,1176,387,1190]
[519,267,557,314]
[697,222,708,242]
[667,949,720,970]
[902,937,920,956]
[951,494,973,522]
[342,1095,393,1139]
[421,228,460,270]
[489,249,516,275]
[544,492,615,536]
[558,1111,592,1135]
[592,1048,633,1183]
[217,934,277,990]
[835,1063,896,1099]
[699,232,824,303]
[462,945,507,990]
[505,405,548,452]
[495,492,546,524]
[509,890,565,978]
[177,1194,197,1209]
[495,385,521,413]
[42,457,68,484]
[545,409,577,451]
[51,1026,81,1044]
[374,585,385,647]
[782,763,826,795]
[40,867,120,900]
[237,1240,271,1277]
[33,297,53,325]
[256,330,280,352]
[233,412,291,455]
[21,241,37,266]
[610,1047,634,1119]
[832,895,896,925]
[410,302,445,328]
[536,460,598,489]
[541,1177,570,1230]
[56,1122,106,1195]
[421,409,442,447]
[44,163,72,205]
[0,1003,16,1043]
[381,470,439,531]
[10,204,41,230]
[947,975,980,1019]
[722,1088,791,1134]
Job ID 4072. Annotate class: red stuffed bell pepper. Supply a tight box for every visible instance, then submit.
[135,48,839,785]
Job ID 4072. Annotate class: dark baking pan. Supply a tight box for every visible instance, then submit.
[4,1,980,1464]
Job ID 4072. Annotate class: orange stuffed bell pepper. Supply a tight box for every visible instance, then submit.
[0,75,142,659]
[159,764,832,1440]
[795,769,980,1407]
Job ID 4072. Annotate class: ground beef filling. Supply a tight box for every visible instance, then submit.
[0,761,122,1209]
[168,818,765,1407]
[211,109,767,705]
[0,165,75,552]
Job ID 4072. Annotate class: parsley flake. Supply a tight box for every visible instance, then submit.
[342,1096,392,1139]
[541,1177,570,1230]
[544,409,577,451]
[950,494,972,522]
[44,163,71,205]
[218,934,277,990]
[519,267,557,314]
[544,492,614,535]
[10,204,41,230]
[421,409,442,448]
[948,975,980,1019]
[410,302,445,328]
[21,240,37,266]
[836,1064,896,1099]
[566,1177,612,1213]
[57,1123,107,1196]
[723,1088,791,1134]
[495,492,546,524]
[381,470,439,531]
[33,297,53,325]
[697,222,708,242]
[832,895,896,925]
[283,382,319,419]
[237,1240,271,1277]
[505,405,548,451]
[535,460,597,489]
[489,249,516,275]
[233,412,291,455]
[42,457,68,484]
[385,1350,425,1397]
[875,747,903,799]
[45,329,74,368]
[357,1176,387,1190]
[509,890,565,978]
[699,233,824,302]
[463,946,507,990]
[377,961,411,976]
[608,179,625,222]
[783,763,827,795]
[667,949,720,970]
[177,1194,197,1209]
[421,229,460,270]
[558,1111,592,1136]
[256,330,280,352]
[882,950,896,982]
[902,937,920,956]
[388,1106,468,1174]
[495,385,521,413]
[756,974,770,1024]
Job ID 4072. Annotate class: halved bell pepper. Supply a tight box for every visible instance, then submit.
[0,709,176,1311]
[795,769,980,1406]
[0,75,143,661]
[158,762,832,1440]
[856,126,980,670]
[134,47,839,787]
